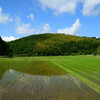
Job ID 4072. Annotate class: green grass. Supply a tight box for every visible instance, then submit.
[0,55,100,93]
[50,55,100,93]
[44,55,100,93]
[0,59,67,79]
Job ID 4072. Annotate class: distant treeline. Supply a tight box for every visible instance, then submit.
[0,33,100,57]
[0,37,12,57]
[0,37,7,55]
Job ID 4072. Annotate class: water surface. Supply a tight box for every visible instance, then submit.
[0,70,99,100]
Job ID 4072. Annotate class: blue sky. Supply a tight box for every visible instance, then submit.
[0,0,100,41]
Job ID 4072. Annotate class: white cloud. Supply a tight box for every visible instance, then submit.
[15,17,35,35]
[16,24,35,35]
[27,14,34,21]
[38,0,100,16]
[43,24,52,33]
[0,7,13,24]
[1,36,18,42]
[38,0,81,15]
[15,16,21,25]
[57,19,81,35]
[82,0,100,16]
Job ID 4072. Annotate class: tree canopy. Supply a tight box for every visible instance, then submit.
[0,37,8,56]
[7,33,100,56]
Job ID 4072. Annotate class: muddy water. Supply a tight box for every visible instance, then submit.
[0,70,100,100]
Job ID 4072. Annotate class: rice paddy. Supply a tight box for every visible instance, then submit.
[0,56,100,100]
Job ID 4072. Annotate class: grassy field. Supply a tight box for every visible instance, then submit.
[50,56,100,93]
[0,55,100,99]
[0,60,67,79]
[13,55,100,92]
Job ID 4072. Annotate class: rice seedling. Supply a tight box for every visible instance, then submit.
[0,56,100,99]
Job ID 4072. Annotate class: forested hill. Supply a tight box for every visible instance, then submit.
[8,33,100,56]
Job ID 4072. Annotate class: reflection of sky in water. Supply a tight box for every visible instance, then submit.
[0,69,100,100]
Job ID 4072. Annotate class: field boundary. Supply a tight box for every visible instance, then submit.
[51,61,100,93]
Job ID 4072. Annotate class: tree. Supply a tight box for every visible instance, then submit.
[97,46,100,55]
[93,51,97,56]
[0,37,12,57]
[0,37,8,55]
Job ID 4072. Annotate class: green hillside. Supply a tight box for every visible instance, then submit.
[7,33,100,56]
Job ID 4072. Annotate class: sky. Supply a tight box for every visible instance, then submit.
[0,0,100,41]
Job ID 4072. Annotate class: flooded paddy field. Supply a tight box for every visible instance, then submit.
[0,57,100,100]
[0,70,99,100]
